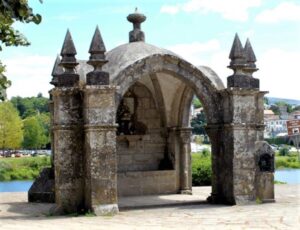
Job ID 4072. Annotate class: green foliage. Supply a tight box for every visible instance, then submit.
[0,101,23,149]
[265,137,287,145]
[255,197,262,204]
[11,94,49,119]
[0,0,42,101]
[293,105,300,112]
[191,111,207,135]
[274,180,287,184]
[22,115,48,149]
[278,146,290,156]
[270,105,280,115]
[264,97,269,105]
[191,152,212,186]
[193,97,202,109]
[0,156,50,181]
[273,101,293,113]
[0,0,42,50]
[275,155,300,169]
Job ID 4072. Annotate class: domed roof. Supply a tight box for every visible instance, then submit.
[102,42,178,81]
[72,41,224,90]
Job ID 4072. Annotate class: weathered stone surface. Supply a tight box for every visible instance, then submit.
[38,24,271,217]
[28,167,55,203]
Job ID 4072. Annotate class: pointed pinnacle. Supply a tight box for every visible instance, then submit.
[244,38,257,63]
[89,26,106,54]
[51,55,63,76]
[229,33,245,59]
[61,29,77,56]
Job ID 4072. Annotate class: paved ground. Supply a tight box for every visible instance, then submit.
[0,185,299,230]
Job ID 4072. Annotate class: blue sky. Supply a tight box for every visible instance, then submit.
[2,0,300,99]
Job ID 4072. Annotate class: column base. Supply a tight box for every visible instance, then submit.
[93,204,119,216]
[180,189,192,195]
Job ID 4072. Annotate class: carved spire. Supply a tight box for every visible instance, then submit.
[58,30,79,87]
[127,8,146,42]
[50,55,63,86]
[244,38,258,76]
[227,34,259,89]
[228,33,247,74]
[88,26,108,69]
[86,26,109,85]
[60,29,78,73]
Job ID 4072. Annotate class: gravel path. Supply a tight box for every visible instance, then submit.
[0,185,299,229]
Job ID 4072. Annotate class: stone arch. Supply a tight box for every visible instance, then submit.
[112,54,224,124]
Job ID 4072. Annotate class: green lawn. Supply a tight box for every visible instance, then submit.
[0,156,51,181]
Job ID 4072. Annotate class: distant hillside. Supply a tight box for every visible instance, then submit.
[267,97,300,106]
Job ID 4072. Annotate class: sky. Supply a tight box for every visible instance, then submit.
[1,0,300,100]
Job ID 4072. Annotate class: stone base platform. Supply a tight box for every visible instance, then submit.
[119,191,209,210]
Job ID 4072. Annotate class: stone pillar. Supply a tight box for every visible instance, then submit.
[218,34,274,204]
[205,124,225,204]
[48,94,54,169]
[178,127,192,194]
[52,30,84,213]
[84,27,118,215]
[52,88,84,213]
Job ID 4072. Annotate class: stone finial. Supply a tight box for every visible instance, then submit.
[227,34,259,89]
[244,38,258,76]
[58,30,79,87]
[50,55,63,86]
[228,33,247,74]
[127,8,146,42]
[60,29,78,72]
[86,26,109,85]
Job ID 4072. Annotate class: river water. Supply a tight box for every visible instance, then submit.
[0,170,299,192]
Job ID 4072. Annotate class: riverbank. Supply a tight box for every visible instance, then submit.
[0,185,298,229]
[0,156,51,181]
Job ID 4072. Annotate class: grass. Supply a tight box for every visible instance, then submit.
[275,153,300,169]
[0,156,51,181]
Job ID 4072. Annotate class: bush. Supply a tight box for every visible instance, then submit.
[275,156,300,169]
[192,153,212,186]
[279,146,290,156]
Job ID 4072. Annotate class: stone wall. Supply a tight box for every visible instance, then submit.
[117,83,165,172]
[118,170,177,196]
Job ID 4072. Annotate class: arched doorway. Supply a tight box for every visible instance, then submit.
[110,50,224,200]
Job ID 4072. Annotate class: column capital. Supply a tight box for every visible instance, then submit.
[178,127,193,144]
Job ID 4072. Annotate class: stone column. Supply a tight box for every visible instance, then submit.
[83,27,118,215]
[178,127,192,194]
[218,34,274,204]
[52,30,84,213]
[52,88,84,213]
[84,86,118,215]
[48,94,54,169]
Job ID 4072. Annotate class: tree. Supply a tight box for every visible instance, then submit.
[193,97,202,109]
[191,111,207,135]
[264,97,269,105]
[22,115,47,149]
[11,94,49,118]
[0,0,42,100]
[275,101,292,113]
[0,101,23,150]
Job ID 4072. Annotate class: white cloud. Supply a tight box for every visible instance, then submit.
[167,39,221,65]
[160,5,180,14]
[256,2,300,23]
[167,40,231,85]
[161,0,261,22]
[5,55,54,98]
[257,48,300,100]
